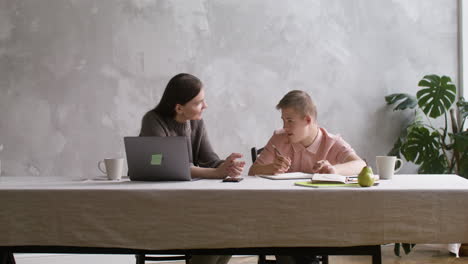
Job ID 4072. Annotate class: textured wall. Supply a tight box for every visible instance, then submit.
[0,0,458,177]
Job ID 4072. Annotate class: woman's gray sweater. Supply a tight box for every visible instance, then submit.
[139,110,223,168]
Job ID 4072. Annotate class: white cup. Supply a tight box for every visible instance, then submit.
[98,158,124,180]
[376,156,403,180]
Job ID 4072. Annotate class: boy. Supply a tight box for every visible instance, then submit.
[248,90,365,264]
[248,90,366,264]
[249,90,365,176]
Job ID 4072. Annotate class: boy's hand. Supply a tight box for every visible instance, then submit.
[271,151,291,174]
[312,160,336,174]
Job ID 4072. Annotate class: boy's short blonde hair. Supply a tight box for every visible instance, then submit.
[276,90,317,119]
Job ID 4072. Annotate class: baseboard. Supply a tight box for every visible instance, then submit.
[15,254,70,259]
[13,254,136,264]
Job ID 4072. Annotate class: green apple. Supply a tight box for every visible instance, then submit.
[358,160,375,187]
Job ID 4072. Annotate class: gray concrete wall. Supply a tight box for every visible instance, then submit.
[0,0,458,177]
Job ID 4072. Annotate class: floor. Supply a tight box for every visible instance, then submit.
[13,244,468,264]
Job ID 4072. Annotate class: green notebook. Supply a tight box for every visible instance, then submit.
[295,181,365,188]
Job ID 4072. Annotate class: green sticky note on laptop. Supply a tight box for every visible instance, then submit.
[151,154,163,165]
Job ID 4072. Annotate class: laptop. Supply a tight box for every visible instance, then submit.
[124,136,191,181]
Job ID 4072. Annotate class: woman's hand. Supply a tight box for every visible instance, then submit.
[312,160,336,174]
[217,153,245,177]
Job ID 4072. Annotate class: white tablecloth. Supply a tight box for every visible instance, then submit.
[0,174,467,250]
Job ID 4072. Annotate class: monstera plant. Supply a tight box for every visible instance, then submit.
[385,74,468,256]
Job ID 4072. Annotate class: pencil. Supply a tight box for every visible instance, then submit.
[272,144,283,157]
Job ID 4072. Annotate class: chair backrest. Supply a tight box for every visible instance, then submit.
[250,147,264,163]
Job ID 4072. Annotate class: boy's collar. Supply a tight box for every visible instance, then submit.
[291,128,323,154]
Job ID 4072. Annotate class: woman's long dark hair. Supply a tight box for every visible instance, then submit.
[154,73,203,118]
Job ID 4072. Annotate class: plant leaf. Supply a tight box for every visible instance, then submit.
[387,111,422,158]
[402,126,441,165]
[417,154,447,174]
[416,75,457,118]
[453,131,468,152]
[385,93,418,111]
[388,137,403,157]
[457,97,468,123]
[459,153,468,178]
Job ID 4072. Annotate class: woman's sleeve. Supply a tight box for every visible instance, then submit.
[196,121,223,168]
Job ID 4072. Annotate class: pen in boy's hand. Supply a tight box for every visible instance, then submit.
[272,144,283,157]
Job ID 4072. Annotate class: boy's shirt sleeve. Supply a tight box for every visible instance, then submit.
[329,136,357,164]
[254,132,280,166]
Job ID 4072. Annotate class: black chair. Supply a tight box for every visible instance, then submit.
[251,147,265,163]
[135,254,191,264]
[251,147,328,264]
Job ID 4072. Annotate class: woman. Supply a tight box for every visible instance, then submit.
[140,73,245,178]
[140,73,244,264]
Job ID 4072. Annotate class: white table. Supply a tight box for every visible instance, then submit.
[1,174,468,263]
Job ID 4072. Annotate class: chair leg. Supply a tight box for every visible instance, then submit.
[0,252,16,264]
[135,254,145,264]
[258,254,267,264]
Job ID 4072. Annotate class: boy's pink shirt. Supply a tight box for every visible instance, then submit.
[254,127,356,173]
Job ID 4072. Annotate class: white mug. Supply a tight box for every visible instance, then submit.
[376,156,403,180]
[98,158,124,180]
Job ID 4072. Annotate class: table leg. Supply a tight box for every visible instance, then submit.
[372,246,381,264]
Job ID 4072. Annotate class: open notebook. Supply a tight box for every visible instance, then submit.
[312,174,358,183]
[259,172,314,180]
[259,172,359,183]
